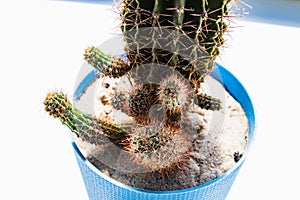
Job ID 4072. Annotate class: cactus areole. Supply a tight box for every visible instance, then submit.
[44,0,255,196]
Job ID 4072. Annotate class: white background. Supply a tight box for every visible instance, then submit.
[0,0,300,199]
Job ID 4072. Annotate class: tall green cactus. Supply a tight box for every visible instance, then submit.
[120,0,233,85]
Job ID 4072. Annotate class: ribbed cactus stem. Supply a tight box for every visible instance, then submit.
[153,0,163,15]
[121,0,152,66]
[184,0,205,41]
[174,0,186,26]
[197,93,222,111]
[170,0,186,66]
[151,0,164,64]
[121,0,154,32]
[44,92,128,146]
[204,0,231,57]
[84,46,131,78]
[185,1,209,86]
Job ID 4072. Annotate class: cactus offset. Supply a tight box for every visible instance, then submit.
[128,83,159,124]
[84,46,131,78]
[126,124,190,172]
[158,74,191,124]
[158,74,190,111]
[197,93,222,111]
[44,92,128,146]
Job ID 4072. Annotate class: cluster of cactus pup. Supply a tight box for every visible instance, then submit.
[44,0,241,175]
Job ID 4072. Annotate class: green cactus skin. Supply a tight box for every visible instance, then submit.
[126,124,190,172]
[183,0,232,57]
[84,46,132,78]
[197,93,222,111]
[44,92,128,146]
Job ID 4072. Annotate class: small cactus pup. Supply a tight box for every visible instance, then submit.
[44,0,250,193]
[128,83,159,124]
[158,74,191,124]
[125,123,191,173]
[44,92,129,147]
[84,46,132,78]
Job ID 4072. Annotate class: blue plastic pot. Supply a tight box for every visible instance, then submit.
[72,63,256,200]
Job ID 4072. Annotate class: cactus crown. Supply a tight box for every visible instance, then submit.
[45,0,242,175]
[121,0,232,61]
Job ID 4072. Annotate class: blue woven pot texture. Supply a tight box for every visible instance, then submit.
[72,63,256,200]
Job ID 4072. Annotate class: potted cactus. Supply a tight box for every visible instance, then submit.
[44,0,255,199]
